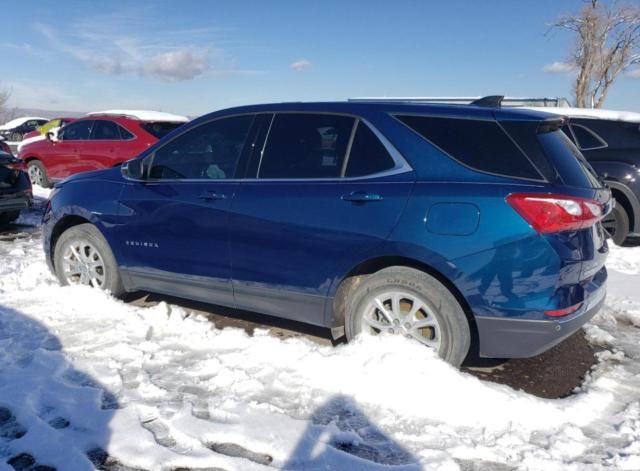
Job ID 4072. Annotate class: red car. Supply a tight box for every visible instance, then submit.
[18,110,189,187]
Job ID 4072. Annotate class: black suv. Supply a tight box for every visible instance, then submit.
[544,109,640,245]
[0,117,48,143]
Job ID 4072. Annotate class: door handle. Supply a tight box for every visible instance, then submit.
[198,191,227,201]
[341,191,383,202]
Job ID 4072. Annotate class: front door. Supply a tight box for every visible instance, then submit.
[116,114,257,306]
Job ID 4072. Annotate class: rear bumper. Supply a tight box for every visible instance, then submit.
[475,271,607,358]
[0,194,30,213]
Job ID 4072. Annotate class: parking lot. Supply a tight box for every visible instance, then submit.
[0,189,638,470]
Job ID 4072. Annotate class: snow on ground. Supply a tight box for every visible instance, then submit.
[0,194,639,470]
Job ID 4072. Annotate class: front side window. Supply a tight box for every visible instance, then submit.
[60,120,94,141]
[91,120,122,140]
[258,113,355,179]
[149,115,254,180]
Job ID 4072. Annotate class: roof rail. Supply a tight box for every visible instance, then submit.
[348,96,571,108]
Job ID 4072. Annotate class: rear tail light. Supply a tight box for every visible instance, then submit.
[506,193,604,233]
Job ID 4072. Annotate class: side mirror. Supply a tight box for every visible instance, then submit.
[46,131,57,142]
[121,159,145,180]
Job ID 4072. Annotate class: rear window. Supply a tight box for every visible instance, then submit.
[397,115,542,180]
[537,130,602,188]
[141,122,185,139]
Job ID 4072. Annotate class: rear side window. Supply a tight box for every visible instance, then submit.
[345,122,395,177]
[141,122,185,139]
[258,113,355,179]
[91,120,121,140]
[570,124,607,150]
[397,115,542,180]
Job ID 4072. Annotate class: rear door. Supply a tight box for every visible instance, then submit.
[116,114,257,306]
[47,120,94,178]
[229,112,415,327]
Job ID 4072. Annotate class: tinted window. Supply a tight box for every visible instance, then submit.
[258,113,355,179]
[397,115,542,180]
[345,122,395,177]
[119,125,134,140]
[537,130,602,188]
[149,115,253,180]
[570,124,607,150]
[60,120,93,141]
[91,120,121,140]
[141,122,185,139]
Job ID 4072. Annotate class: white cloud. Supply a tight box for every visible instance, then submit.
[33,21,214,82]
[144,49,209,81]
[290,59,312,72]
[626,68,640,79]
[543,61,577,74]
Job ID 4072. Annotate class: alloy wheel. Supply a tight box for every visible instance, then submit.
[360,290,442,350]
[27,164,44,187]
[61,239,106,288]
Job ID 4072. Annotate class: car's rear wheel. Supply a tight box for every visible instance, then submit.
[53,223,125,297]
[27,160,51,188]
[602,203,630,246]
[0,210,20,226]
[345,266,470,366]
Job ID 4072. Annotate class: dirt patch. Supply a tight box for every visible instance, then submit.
[464,332,597,399]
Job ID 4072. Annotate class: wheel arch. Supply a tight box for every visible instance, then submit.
[608,183,639,233]
[329,255,479,357]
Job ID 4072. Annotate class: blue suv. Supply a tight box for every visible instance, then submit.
[43,100,611,366]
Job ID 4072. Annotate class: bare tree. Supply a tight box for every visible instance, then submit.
[552,0,640,108]
[0,87,10,117]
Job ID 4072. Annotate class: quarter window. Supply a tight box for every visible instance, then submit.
[149,115,254,180]
[60,120,93,141]
[397,115,542,180]
[345,122,395,177]
[570,124,607,150]
[258,113,355,179]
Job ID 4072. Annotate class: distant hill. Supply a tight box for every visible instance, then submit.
[0,107,86,122]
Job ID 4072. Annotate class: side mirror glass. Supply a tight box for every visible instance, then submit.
[121,158,145,180]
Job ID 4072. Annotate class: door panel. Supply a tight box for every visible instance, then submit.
[115,114,257,306]
[117,180,237,306]
[230,180,413,326]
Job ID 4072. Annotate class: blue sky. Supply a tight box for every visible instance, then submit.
[2,0,639,116]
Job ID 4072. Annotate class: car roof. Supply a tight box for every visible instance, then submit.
[201,101,556,123]
[85,109,189,122]
[521,106,640,124]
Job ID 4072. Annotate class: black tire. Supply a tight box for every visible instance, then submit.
[602,203,630,246]
[0,210,20,225]
[53,223,125,297]
[27,160,51,188]
[345,266,471,366]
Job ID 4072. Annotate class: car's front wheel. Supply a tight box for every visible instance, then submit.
[345,267,471,366]
[27,160,51,188]
[53,223,125,297]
